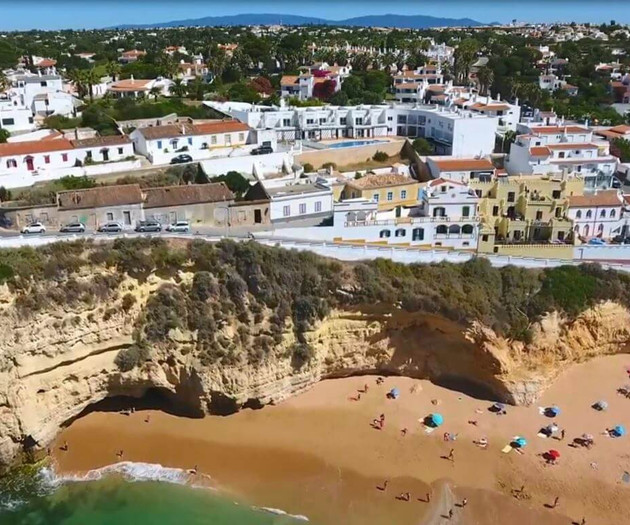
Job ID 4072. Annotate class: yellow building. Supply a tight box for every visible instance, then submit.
[471,174,584,252]
[341,174,420,211]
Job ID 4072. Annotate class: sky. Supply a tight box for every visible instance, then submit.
[0,0,629,31]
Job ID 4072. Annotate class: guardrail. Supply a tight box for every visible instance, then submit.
[1,231,629,273]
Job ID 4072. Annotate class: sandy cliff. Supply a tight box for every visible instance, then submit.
[0,272,629,470]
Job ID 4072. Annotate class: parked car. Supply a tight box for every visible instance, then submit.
[60,222,86,233]
[166,220,190,233]
[588,238,606,245]
[135,220,162,233]
[612,234,630,244]
[21,222,46,234]
[97,222,123,233]
[170,154,193,164]
[251,145,274,155]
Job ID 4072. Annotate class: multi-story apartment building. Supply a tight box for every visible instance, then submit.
[209,101,501,157]
[340,173,420,211]
[505,125,618,190]
[471,173,584,247]
[566,190,628,239]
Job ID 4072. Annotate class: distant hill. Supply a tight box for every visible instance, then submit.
[108,13,490,30]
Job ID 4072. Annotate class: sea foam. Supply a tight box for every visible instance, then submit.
[44,461,189,485]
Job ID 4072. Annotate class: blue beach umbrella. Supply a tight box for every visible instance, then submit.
[613,425,626,437]
[389,387,400,399]
[430,413,444,426]
[545,405,561,417]
[492,402,506,412]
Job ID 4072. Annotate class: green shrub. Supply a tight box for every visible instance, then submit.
[302,163,314,173]
[321,162,337,170]
[121,293,137,312]
[115,343,150,372]
[372,150,389,162]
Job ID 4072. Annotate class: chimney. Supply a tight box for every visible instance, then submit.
[130,74,135,82]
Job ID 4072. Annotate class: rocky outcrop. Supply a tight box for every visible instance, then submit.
[0,272,629,469]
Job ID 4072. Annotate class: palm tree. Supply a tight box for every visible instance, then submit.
[476,66,494,96]
[149,86,161,100]
[0,71,8,92]
[67,69,87,99]
[208,47,228,80]
[170,78,187,98]
[84,69,100,102]
[105,61,121,82]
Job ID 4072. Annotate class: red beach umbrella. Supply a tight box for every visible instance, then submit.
[549,449,561,459]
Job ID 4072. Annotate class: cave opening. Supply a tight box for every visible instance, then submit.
[61,387,204,429]
[432,374,502,403]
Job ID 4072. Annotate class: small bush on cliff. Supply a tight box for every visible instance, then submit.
[140,284,187,342]
[115,343,150,372]
[121,293,137,312]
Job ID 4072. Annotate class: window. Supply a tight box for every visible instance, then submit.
[555,207,562,218]
[482,234,489,242]
[373,193,379,202]
[61,153,68,162]
[86,151,92,159]
[558,152,565,158]
[123,211,131,225]
[340,117,347,125]
[412,228,424,241]
[211,136,217,145]
[507,192,515,203]
[433,207,446,218]
[513,230,522,241]
[315,201,322,212]
[188,138,193,145]
[118,147,124,155]
[397,115,407,124]
[1,118,15,126]
[157,140,162,149]
[586,210,592,219]
[387,192,393,201]
[448,224,460,234]
[436,225,447,234]
[44,155,50,164]
[552,190,561,199]
[6,159,17,168]
[611,209,616,218]
[475,190,482,198]
[106,212,114,221]
[299,203,306,214]
[462,206,470,217]
[28,117,33,124]
[379,229,391,238]
[40,81,47,87]
[462,224,474,234]
[576,210,582,219]
[597,224,604,234]
[282,118,291,127]
[283,205,290,217]
[306,119,314,125]
[238,133,245,142]
[536,211,543,220]
[400,190,407,199]
[600,209,606,218]
[355,118,363,125]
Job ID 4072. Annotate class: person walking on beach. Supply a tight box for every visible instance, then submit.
[116,449,124,460]
[426,492,431,503]
[560,429,565,441]
[379,413,385,429]
[448,448,455,462]
[448,508,453,519]
[462,498,467,507]
[552,496,559,508]
[61,441,69,452]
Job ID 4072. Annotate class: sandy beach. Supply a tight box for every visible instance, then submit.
[52,354,630,524]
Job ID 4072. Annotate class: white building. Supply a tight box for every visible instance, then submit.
[247,181,333,223]
[566,190,627,239]
[211,102,500,157]
[426,157,496,184]
[10,74,64,108]
[130,120,271,164]
[280,70,342,101]
[0,97,35,133]
[505,125,618,190]
[0,136,134,181]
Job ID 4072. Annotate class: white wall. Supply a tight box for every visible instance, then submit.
[200,151,294,177]
[269,190,333,222]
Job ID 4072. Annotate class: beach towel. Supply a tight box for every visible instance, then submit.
[537,407,546,415]
[537,432,549,439]
[501,445,513,454]
[424,427,436,434]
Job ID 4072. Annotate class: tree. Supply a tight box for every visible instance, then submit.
[249,76,274,96]
[0,128,9,143]
[84,69,100,102]
[0,186,11,202]
[313,79,337,101]
[105,61,121,81]
[208,47,228,80]
[227,82,260,103]
[611,138,630,162]
[453,38,479,83]
[476,66,494,96]
[149,86,162,100]
[0,71,8,92]
[210,171,250,198]
[170,78,187,98]
[67,69,88,99]
[412,138,433,155]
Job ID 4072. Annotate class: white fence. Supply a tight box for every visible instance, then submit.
[0,160,142,189]
[574,245,630,261]
[1,232,630,273]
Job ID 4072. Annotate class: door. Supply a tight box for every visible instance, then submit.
[102,149,109,162]
[123,211,131,226]
[25,157,34,171]
[170,211,177,224]
[254,209,262,224]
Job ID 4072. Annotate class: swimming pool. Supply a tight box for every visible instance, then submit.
[326,140,387,149]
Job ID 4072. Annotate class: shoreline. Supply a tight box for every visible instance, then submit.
[51,354,630,524]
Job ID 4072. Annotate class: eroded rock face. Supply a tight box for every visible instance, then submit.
[0,272,629,469]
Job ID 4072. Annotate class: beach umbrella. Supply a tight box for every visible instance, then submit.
[548,405,561,416]
[514,437,528,448]
[430,413,444,426]
[613,425,626,437]
[548,449,561,459]
[594,401,608,411]
[389,387,400,399]
[492,402,505,412]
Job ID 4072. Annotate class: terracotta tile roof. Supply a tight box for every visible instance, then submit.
[280,75,299,86]
[36,58,56,68]
[346,174,417,190]
[121,50,146,57]
[532,126,590,135]
[143,183,234,208]
[567,190,622,208]
[480,103,511,111]
[57,184,143,210]
[0,138,74,157]
[428,177,467,186]
[396,82,420,90]
[529,146,552,157]
[610,125,630,134]
[137,120,249,140]
[109,79,153,92]
[547,143,599,150]
[70,136,132,149]
[431,158,495,171]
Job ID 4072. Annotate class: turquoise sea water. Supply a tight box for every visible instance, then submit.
[0,464,304,525]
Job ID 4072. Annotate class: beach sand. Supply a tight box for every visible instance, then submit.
[52,354,630,524]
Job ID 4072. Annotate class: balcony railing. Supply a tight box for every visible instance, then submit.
[343,216,480,227]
